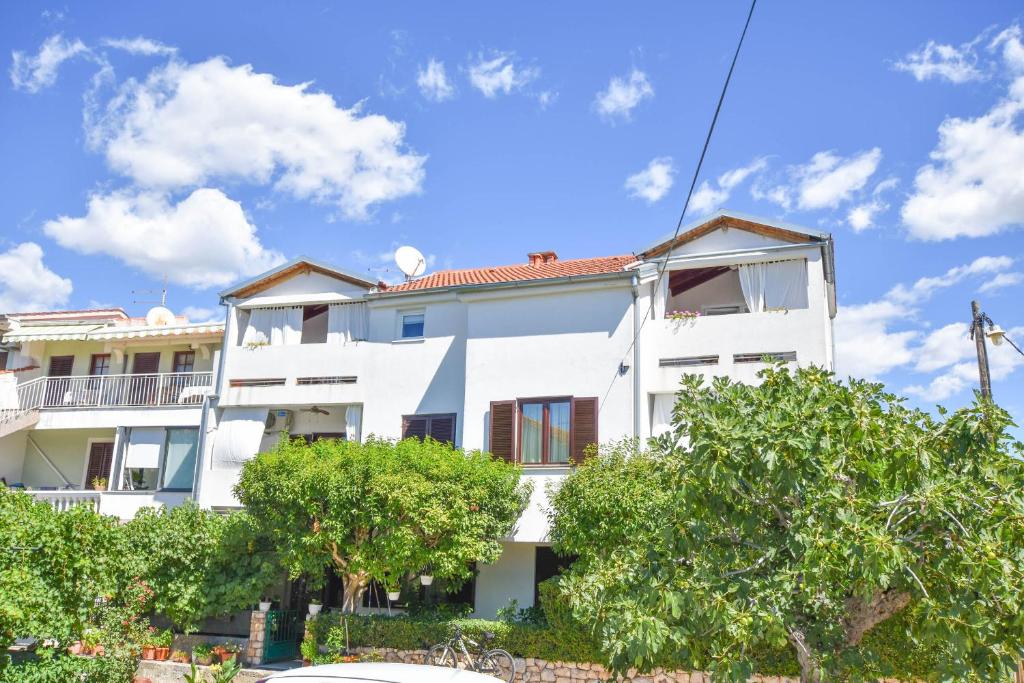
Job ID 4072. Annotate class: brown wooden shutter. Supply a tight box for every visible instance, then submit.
[85,442,114,488]
[402,416,428,441]
[570,397,598,464]
[48,355,74,376]
[489,401,516,462]
[132,352,161,374]
[428,414,456,445]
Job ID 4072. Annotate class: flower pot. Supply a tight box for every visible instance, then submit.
[155,646,170,661]
[308,603,322,616]
[141,646,155,660]
[68,641,84,655]
[302,659,311,667]
[172,652,189,663]
[219,651,237,664]
[419,574,433,586]
[386,591,401,602]
[133,677,154,683]
[196,654,214,666]
[259,601,272,612]
[93,645,105,657]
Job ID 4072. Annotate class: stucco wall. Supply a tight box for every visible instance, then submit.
[20,428,115,488]
[475,541,538,618]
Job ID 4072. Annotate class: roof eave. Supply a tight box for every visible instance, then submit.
[218,256,377,301]
[372,269,635,298]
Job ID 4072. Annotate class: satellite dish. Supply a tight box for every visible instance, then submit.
[145,306,175,327]
[394,245,427,279]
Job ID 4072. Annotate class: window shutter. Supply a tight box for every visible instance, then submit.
[85,442,114,487]
[402,416,428,441]
[570,397,598,464]
[428,415,456,445]
[489,401,516,462]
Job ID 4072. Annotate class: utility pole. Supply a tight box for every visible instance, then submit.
[971,300,993,400]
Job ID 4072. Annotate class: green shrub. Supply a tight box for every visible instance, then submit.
[0,650,136,682]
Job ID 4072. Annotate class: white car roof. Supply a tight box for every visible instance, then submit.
[262,662,504,683]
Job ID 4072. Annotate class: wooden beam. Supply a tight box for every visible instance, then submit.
[642,216,817,259]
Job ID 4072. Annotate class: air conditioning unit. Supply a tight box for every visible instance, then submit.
[265,409,294,433]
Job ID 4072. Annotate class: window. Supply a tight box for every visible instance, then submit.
[489,397,598,465]
[0,351,8,370]
[534,547,575,606]
[519,399,570,464]
[399,311,425,339]
[301,305,329,344]
[172,351,195,373]
[89,354,112,375]
[161,428,199,490]
[402,413,456,444]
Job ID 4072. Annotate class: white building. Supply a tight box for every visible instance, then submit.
[0,307,222,519]
[196,210,836,617]
[0,211,835,617]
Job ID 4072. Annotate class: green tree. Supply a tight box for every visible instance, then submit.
[549,367,1024,682]
[123,502,279,631]
[236,436,531,611]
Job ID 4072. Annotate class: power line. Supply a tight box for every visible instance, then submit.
[604,0,758,411]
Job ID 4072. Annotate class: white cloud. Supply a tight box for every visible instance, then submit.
[594,69,653,122]
[755,148,882,212]
[913,322,974,373]
[847,177,899,232]
[101,37,177,56]
[978,271,1023,293]
[835,256,1015,380]
[894,37,986,83]
[10,33,90,93]
[181,305,221,323]
[625,157,674,203]
[90,57,425,219]
[834,300,919,379]
[901,26,1024,240]
[905,327,1024,401]
[466,52,539,98]
[416,59,454,102]
[0,243,73,313]
[43,188,285,289]
[886,255,1013,304]
[537,90,558,109]
[690,157,767,214]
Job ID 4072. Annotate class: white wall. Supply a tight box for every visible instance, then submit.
[0,431,27,482]
[474,542,537,618]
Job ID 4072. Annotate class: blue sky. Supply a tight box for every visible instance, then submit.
[1,1,1023,430]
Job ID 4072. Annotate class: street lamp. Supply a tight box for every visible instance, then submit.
[971,300,1024,400]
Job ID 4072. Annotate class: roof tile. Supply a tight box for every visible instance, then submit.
[386,254,636,292]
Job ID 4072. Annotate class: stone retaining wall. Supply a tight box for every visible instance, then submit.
[346,646,802,683]
[135,660,276,683]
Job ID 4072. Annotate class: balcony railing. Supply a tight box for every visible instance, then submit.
[27,490,102,512]
[15,371,214,411]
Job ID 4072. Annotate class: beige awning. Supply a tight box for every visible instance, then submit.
[3,322,224,342]
[2,324,105,341]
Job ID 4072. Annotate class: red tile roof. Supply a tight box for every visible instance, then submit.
[385,254,636,292]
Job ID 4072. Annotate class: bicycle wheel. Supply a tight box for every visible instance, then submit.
[427,644,457,668]
[478,648,515,683]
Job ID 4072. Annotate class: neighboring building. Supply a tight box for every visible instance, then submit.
[0,307,222,519]
[0,211,835,617]
[196,210,836,617]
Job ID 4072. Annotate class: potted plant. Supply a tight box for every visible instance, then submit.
[258,598,272,612]
[81,628,101,656]
[154,629,173,660]
[91,476,108,491]
[419,568,433,586]
[193,643,214,666]
[68,640,84,655]
[386,587,401,602]
[171,649,190,663]
[307,599,322,616]
[300,635,317,666]
[218,642,239,664]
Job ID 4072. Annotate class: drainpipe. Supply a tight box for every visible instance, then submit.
[632,273,642,440]
[192,299,231,508]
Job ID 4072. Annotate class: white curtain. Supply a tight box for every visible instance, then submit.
[738,260,808,312]
[345,404,363,442]
[327,303,369,345]
[125,428,164,469]
[242,307,302,346]
[212,407,269,471]
[651,394,675,437]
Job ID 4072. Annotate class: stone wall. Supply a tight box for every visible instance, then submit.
[135,661,276,683]
[345,646,802,683]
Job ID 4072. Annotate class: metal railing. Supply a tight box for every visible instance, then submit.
[27,490,102,512]
[0,372,213,433]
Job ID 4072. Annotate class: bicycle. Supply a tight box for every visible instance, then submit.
[427,624,516,682]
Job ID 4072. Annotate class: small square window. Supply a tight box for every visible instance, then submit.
[400,312,425,339]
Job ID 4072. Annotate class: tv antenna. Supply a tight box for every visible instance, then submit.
[394,246,427,280]
[132,275,169,306]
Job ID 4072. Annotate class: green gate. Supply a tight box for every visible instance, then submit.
[263,610,302,663]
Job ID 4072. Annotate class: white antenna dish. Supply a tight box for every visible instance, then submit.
[145,306,175,327]
[394,245,427,279]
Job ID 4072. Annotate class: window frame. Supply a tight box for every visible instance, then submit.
[516,397,573,465]
[89,353,112,376]
[396,309,426,340]
[172,350,195,374]
[401,412,457,444]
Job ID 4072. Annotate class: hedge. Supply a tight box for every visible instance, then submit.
[307,579,946,680]
[0,651,136,683]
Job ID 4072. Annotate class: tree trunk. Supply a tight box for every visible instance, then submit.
[340,572,368,613]
[788,627,825,683]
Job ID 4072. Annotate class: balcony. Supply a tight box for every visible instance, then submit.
[0,372,213,437]
[26,490,101,512]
